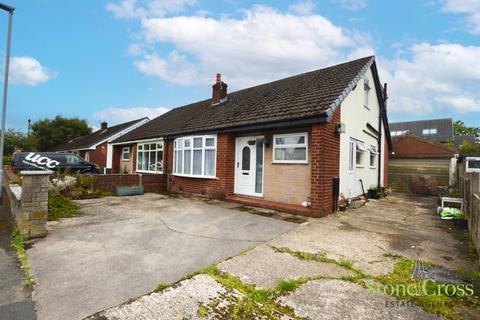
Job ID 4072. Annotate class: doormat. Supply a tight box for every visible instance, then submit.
[412,262,470,285]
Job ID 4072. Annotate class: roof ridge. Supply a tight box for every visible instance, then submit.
[393,132,456,152]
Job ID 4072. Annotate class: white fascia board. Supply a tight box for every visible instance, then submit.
[109,137,164,145]
[89,118,150,149]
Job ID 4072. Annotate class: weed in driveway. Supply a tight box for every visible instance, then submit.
[153,282,170,293]
[48,191,79,221]
[11,228,34,286]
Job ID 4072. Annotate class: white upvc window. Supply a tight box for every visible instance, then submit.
[272,132,308,164]
[391,130,409,136]
[355,141,366,167]
[369,145,378,168]
[137,141,163,173]
[173,135,216,178]
[122,147,130,161]
[364,78,370,109]
[422,128,437,135]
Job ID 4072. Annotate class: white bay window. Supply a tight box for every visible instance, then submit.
[137,141,163,173]
[174,135,216,178]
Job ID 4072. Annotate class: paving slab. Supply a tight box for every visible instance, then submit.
[219,245,353,288]
[278,279,439,320]
[86,275,239,320]
[27,194,296,320]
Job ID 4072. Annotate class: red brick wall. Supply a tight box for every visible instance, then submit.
[93,174,166,192]
[166,133,235,199]
[87,141,108,168]
[392,136,455,158]
[310,108,341,217]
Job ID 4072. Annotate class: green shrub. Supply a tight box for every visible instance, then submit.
[48,191,79,221]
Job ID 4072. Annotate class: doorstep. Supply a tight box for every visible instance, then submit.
[226,195,311,216]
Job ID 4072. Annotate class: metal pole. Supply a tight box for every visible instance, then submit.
[0,10,14,197]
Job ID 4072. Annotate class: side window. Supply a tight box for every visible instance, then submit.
[66,155,80,165]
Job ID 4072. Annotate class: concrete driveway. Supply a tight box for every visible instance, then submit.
[26,193,297,320]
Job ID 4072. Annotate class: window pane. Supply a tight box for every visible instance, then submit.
[205,138,215,147]
[184,150,191,174]
[242,146,251,170]
[138,152,143,170]
[184,139,191,148]
[178,139,184,149]
[275,135,304,145]
[193,150,202,175]
[144,144,150,151]
[275,147,306,161]
[142,152,148,170]
[205,150,215,176]
[356,150,363,165]
[138,145,143,150]
[174,151,178,173]
[178,150,183,173]
[156,151,163,172]
[255,140,263,194]
[149,143,155,151]
[193,137,202,148]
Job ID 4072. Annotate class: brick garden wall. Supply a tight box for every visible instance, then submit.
[93,173,166,193]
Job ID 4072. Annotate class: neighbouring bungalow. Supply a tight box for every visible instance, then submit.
[390,118,454,144]
[110,56,392,217]
[389,133,456,195]
[50,118,149,173]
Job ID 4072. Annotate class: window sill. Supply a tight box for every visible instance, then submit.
[172,173,218,180]
[369,166,377,169]
[121,159,130,162]
[136,170,164,174]
[272,161,309,165]
[355,165,364,168]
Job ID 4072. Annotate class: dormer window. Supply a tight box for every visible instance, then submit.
[363,78,370,109]
[422,128,437,135]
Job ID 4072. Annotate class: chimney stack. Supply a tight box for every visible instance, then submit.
[212,73,228,105]
[101,122,108,130]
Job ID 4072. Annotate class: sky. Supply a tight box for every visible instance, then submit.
[3,0,480,131]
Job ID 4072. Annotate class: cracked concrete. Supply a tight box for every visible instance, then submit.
[278,279,439,320]
[26,193,296,320]
[218,244,353,288]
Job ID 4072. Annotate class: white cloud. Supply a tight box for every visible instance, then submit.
[289,1,315,15]
[443,0,480,34]
[134,5,371,88]
[106,0,197,19]
[380,43,480,115]
[331,0,368,11]
[92,106,170,123]
[9,56,56,86]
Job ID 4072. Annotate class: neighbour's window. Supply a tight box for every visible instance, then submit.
[137,141,163,173]
[364,78,370,109]
[422,128,437,135]
[356,141,366,166]
[122,147,130,161]
[349,140,355,172]
[391,130,409,136]
[84,152,90,162]
[369,145,378,168]
[173,135,216,177]
[273,132,308,164]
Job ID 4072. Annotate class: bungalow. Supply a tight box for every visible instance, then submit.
[110,56,392,216]
[50,118,149,173]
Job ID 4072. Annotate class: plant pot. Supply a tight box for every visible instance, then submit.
[367,189,378,199]
[115,186,144,196]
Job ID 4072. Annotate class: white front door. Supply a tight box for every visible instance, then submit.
[234,136,263,196]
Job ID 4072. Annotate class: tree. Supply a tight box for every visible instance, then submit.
[4,129,37,154]
[460,141,480,156]
[31,115,92,151]
[453,120,480,138]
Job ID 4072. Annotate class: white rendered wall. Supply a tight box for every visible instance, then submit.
[339,68,386,198]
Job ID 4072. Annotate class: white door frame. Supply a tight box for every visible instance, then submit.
[234,136,264,197]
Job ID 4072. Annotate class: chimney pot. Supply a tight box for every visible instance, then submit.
[212,73,228,105]
[101,122,108,130]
